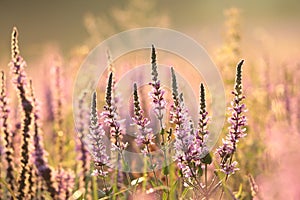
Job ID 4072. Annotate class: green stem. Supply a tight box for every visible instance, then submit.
[120,153,132,186]
[187,164,205,195]
[207,174,217,192]
[146,144,159,186]
[112,154,119,200]
[160,128,170,199]
[156,94,170,195]
[204,164,208,199]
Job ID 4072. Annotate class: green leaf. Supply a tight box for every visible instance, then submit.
[150,178,163,187]
[123,162,130,171]
[235,184,243,199]
[197,165,203,176]
[178,169,183,177]
[181,186,192,199]
[201,153,212,164]
[158,178,164,186]
[162,192,168,200]
[91,175,98,200]
[108,187,114,195]
[214,169,226,180]
[150,179,157,187]
[162,166,169,175]
[169,180,178,196]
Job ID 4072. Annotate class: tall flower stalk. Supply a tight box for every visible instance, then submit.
[52,65,65,164]
[133,83,155,149]
[101,73,127,151]
[216,60,247,199]
[75,91,90,191]
[88,92,110,194]
[195,83,212,197]
[0,70,15,196]
[29,81,57,198]
[170,68,214,197]
[54,168,75,200]
[27,165,35,199]
[10,27,33,200]
[101,73,129,166]
[216,60,247,175]
[148,45,169,186]
[101,72,131,198]
[149,45,166,129]
[89,92,109,175]
[132,83,158,184]
[170,67,194,178]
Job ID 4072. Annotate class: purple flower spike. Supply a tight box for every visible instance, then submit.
[221,161,239,175]
[101,72,128,152]
[170,68,194,177]
[216,60,247,175]
[88,92,109,170]
[132,83,155,153]
[149,45,166,126]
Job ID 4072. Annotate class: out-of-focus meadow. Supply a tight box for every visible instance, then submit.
[0,1,299,199]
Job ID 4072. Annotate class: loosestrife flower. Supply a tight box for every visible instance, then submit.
[149,45,166,126]
[29,81,57,199]
[0,71,15,193]
[27,166,35,199]
[51,65,65,164]
[54,168,75,200]
[197,83,209,138]
[216,60,247,175]
[10,27,34,199]
[101,72,128,152]
[52,65,64,130]
[75,91,90,186]
[221,161,239,175]
[148,45,169,185]
[64,170,75,199]
[170,67,194,177]
[132,83,155,154]
[192,83,211,165]
[100,72,132,186]
[88,92,109,177]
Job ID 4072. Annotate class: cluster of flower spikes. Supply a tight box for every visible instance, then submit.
[170,67,212,178]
